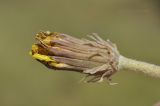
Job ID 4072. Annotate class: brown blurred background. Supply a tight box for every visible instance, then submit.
[0,0,160,106]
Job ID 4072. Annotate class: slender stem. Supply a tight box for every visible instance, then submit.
[118,56,160,78]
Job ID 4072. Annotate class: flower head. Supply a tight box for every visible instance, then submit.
[30,31,120,83]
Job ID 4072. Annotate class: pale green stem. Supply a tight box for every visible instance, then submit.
[119,56,160,78]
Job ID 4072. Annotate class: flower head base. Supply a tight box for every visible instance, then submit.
[30,31,120,83]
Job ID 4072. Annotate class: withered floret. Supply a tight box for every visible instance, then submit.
[30,31,120,83]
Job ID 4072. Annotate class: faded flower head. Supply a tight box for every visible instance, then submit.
[30,31,120,83]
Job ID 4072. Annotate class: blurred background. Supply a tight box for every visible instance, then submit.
[0,0,160,106]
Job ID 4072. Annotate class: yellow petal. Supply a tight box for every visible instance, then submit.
[50,62,68,68]
[30,44,39,54]
[32,53,55,62]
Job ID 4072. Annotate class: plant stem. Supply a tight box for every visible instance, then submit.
[119,56,160,78]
